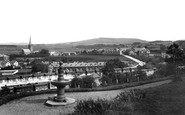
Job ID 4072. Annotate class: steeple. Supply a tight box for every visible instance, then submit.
[29,35,31,45]
[28,35,33,52]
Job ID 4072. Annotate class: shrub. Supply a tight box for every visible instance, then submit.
[81,76,94,88]
[71,89,145,115]
[70,78,83,88]
[73,99,111,115]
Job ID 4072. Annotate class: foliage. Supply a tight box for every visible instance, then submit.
[81,76,95,88]
[73,99,111,115]
[155,63,175,77]
[165,43,185,64]
[70,76,95,88]
[9,49,50,60]
[71,89,145,115]
[39,49,50,56]
[31,60,48,73]
[101,58,128,75]
[165,43,185,81]
[0,86,10,95]
[70,78,83,88]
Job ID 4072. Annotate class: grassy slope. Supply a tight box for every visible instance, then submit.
[137,77,185,115]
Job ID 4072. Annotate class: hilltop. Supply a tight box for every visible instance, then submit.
[69,38,147,46]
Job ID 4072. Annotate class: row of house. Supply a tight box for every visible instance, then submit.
[47,61,105,73]
[49,51,77,56]
[120,45,171,58]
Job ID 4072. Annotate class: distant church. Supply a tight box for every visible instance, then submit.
[21,36,33,55]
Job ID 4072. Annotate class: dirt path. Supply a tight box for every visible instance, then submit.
[0,80,171,115]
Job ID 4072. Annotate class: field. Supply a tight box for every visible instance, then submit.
[46,54,135,63]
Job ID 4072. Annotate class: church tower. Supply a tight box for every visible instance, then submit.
[28,35,33,52]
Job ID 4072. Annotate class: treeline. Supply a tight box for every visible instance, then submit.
[9,49,50,60]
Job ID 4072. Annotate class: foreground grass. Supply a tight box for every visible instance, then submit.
[70,77,185,115]
[137,78,185,115]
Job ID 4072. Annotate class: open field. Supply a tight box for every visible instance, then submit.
[0,80,171,115]
[46,54,135,63]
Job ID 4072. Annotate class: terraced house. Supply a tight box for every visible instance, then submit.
[48,62,105,74]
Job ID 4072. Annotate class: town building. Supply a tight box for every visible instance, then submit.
[61,52,77,56]
[134,47,150,56]
[10,60,19,68]
[49,51,61,56]
[48,62,105,73]
[102,48,121,55]
[147,45,161,54]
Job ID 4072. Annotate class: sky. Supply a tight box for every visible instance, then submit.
[0,0,185,44]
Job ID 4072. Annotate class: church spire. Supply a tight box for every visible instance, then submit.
[28,35,33,52]
[29,35,31,45]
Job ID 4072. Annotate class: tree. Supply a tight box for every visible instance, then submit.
[165,43,185,81]
[70,78,83,88]
[39,49,50,56]
[31,60,48,73]
[100,75,112,86]
[81,76,95,88]
[101,58,128,75]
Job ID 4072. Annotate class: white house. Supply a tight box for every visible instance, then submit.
[10,60,19,67]
[141,69,155,76]
[49,51,61,56]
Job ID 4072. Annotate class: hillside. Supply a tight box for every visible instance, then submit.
[19,38,148,52]
[69,38,147,46]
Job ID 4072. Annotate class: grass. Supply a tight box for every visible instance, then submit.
[136,77,185,115]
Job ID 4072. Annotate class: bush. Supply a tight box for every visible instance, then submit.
[71,89,145,115]
[73,99,111,115]
[70,78,83,88]
[70,76,95,88]
[81,76,95,88]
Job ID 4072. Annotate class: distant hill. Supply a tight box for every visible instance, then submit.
[69,38,148,46]
[1,38,182,55]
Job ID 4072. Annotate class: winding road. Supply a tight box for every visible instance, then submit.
[122,54,146,67]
